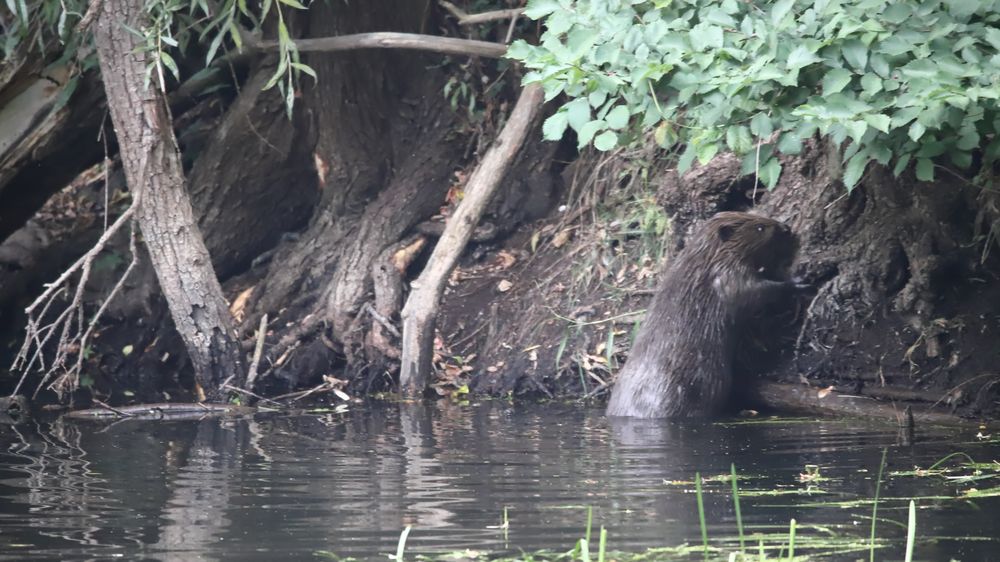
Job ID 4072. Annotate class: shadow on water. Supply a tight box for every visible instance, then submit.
[0,401,997,560]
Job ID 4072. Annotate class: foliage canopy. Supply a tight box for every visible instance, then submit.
[507,0,1000,189]
[4,0,312,116]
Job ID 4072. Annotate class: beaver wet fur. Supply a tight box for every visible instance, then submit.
[606,211,800,418]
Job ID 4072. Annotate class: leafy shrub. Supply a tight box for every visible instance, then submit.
[507,0,1000,189]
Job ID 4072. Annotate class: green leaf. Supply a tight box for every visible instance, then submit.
[588,90,607,109]
[845,120,868,143]
[524,0,560,20]
[290,62,317,80]
[843,151,870,189]
[159,51,180,81]
[892,153,912,177]
[51,76,79,112]
[777,131,802,154]
[577,120,606,147]
[758,157,782,190]
[593,130,619,151]
[863,114,891,133]
[860,73,882,96]
[696,142,719,165]
[654,122,677,148]
[951,150,972,169]
[770,0,795,25]
[726,125,752,154]
[564,98,591,131]
[787,45,822,70]
[678,145,697,174]
[915,158,934,181]
[542,112,569,141]
[277,0,306,9]
[957,130,979,150]
[206,30,225,65]
[841,39,868,70]
[690,23,724,51]
[822,68,852,94]
[908,121,926,142]
[984,27,1000,51]
[750,113,773,138]
[605,105,630,130]
[228,21,243,51]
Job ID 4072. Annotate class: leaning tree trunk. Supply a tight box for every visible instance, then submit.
[398,83,544,395]
[93,0,245,399]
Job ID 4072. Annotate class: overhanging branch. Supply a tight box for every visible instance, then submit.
[253,32,508,59]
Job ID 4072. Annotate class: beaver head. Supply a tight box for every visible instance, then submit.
[705,212,799,280]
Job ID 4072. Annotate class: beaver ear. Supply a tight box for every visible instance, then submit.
[717,224,737,242]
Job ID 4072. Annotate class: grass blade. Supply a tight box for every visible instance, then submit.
[696,471,708,557]
[905,500,916,562]
[788,518,796,561]
[869,448,888,562]
[731,463,745,554]
[394,525,411,561]
[598,527,607,562]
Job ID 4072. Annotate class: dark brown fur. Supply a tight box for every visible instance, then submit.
[606,212,800,418]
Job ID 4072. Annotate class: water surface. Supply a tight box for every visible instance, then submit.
[0,402,996,560]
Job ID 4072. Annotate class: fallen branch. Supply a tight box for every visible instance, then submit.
[398,83,544,396]
[64,402,253,420]
[754,381,979,426]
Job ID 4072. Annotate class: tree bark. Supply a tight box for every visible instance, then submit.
[398,83,544,396]
[92,0,244,400]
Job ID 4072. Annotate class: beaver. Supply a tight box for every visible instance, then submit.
[606,211,801,418]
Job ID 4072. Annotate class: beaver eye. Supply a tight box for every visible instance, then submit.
[756,224,765,232]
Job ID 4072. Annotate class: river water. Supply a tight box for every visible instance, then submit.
[0,402,997,561]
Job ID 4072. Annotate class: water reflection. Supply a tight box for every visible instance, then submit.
[0,402,996,560]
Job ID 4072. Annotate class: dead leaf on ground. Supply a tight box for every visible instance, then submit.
[497,279,513,292]
[817,386,834,398]
[552,228,573,248]
[229,286,255,322]
[392,237,427,272]
[495,250,516,270]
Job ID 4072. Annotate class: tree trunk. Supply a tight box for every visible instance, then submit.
[0,67,107,242]
[92,0,244,400]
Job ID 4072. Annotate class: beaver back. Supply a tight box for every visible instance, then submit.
[606,212,799,418]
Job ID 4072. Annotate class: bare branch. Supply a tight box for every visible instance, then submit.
[253,32,508,59]
[244,313,268,392]
[439,1,525,26]
[11,192,141,399]
[398,83,544,395]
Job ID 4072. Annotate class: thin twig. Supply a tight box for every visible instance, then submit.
[91,398,134,417]
[221,383,283,407]
[439,1,525,25]
[58,220,140,394]
[364,302,401,338]
[245,313,268,391]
